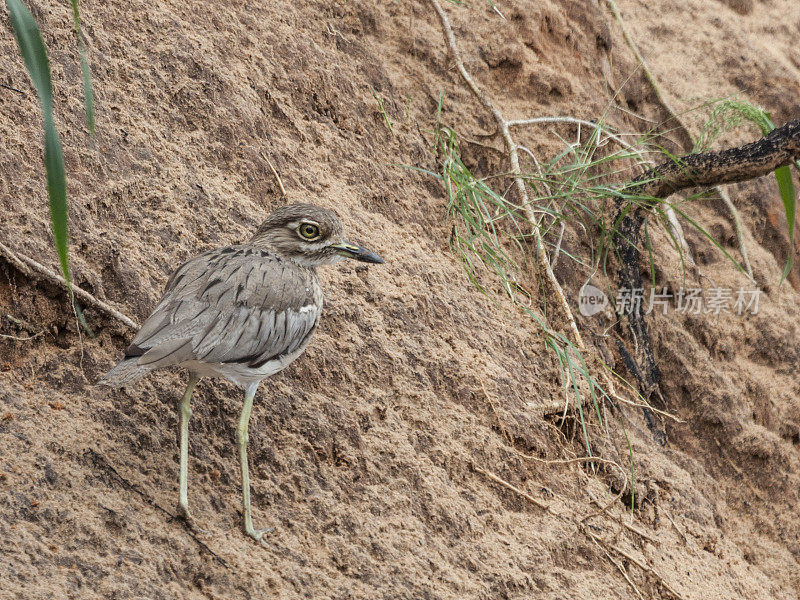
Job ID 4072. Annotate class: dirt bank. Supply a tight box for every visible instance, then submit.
[1,0,799,598]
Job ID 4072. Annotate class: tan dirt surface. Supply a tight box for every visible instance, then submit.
[1,0,799,598]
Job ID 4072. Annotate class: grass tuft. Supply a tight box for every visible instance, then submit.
[423,108,755,478]
[427,126,623,459]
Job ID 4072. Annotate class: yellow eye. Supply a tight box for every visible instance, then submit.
[298,223,320,240]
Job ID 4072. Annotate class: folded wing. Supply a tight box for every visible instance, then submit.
[125,246,321,370]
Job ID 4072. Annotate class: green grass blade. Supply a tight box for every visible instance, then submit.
[43,118,69,283]
[669,203,746,276]
[7,0,71,284]
[6,0,53,114]
[774,165,796,282]
[370,86,393,135]
[70,0,95,135]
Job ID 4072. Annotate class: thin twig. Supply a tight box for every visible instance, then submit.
[0,241,33,276]
[0,331,43,341]
[585,528,686,600]
[663,510,696,555]
[586,529,646,600]
[550,222,566,270]
[515,451,628,520]
[0,81,26,95]
[584,487,659,544]
[619,519,658,545]
[515,144,566,267]
[0,241,138,330]
[612,393,683,422]
[428,0,595,375]
[4,314,37,333]
[262,152,287,197]
[582,474,626,522]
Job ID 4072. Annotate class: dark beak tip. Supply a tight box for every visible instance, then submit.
[337,241,384,264]
[356,251,384,264]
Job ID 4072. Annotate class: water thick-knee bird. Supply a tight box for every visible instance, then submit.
[99,203,383,544]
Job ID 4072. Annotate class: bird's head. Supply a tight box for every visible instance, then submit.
[250,203,384,267]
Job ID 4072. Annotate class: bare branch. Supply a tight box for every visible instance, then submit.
[604,0,754,279]
[613,118,800,423]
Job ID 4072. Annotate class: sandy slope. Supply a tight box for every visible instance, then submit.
[1,0,799,598]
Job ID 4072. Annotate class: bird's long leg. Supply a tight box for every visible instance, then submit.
[177,373,199,521]
[238,381,273,544]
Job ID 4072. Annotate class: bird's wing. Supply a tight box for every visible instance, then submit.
[126,246,320,369]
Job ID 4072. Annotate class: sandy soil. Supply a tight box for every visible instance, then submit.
[1,0,799,598]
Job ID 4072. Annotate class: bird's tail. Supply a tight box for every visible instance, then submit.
[97,358,151,388]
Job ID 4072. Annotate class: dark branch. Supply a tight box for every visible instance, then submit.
[629,117,800,199]
[613,117,800,442]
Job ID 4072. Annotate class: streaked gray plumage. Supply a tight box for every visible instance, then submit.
[101,245,321,387]
[98,203,383,544]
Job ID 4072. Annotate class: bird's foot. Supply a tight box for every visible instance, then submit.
[245,524,276,549]
[176,504,208,535]
[177,502,192,521]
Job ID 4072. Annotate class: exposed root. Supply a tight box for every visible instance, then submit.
[86,448,228,568]
[0,241,139,330]
[428,0,629,408]
[471,463,551,512]
[584,528,686,600]
[614,119,800,434]
[475,451,682,600]
[586,531,646,600]
[517,452,630,521]
[663,509,696,555]
[428,0,582,346]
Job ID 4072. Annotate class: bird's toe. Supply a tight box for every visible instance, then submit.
[246,525,276,548]
[176,505,209,534]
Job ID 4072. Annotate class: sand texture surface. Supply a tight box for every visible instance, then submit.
[1,0,799,598]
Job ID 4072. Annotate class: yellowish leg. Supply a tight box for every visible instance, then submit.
[177,374,199,521]
[237,381,273,544]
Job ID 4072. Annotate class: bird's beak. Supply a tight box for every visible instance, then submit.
[331,241,384,264]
